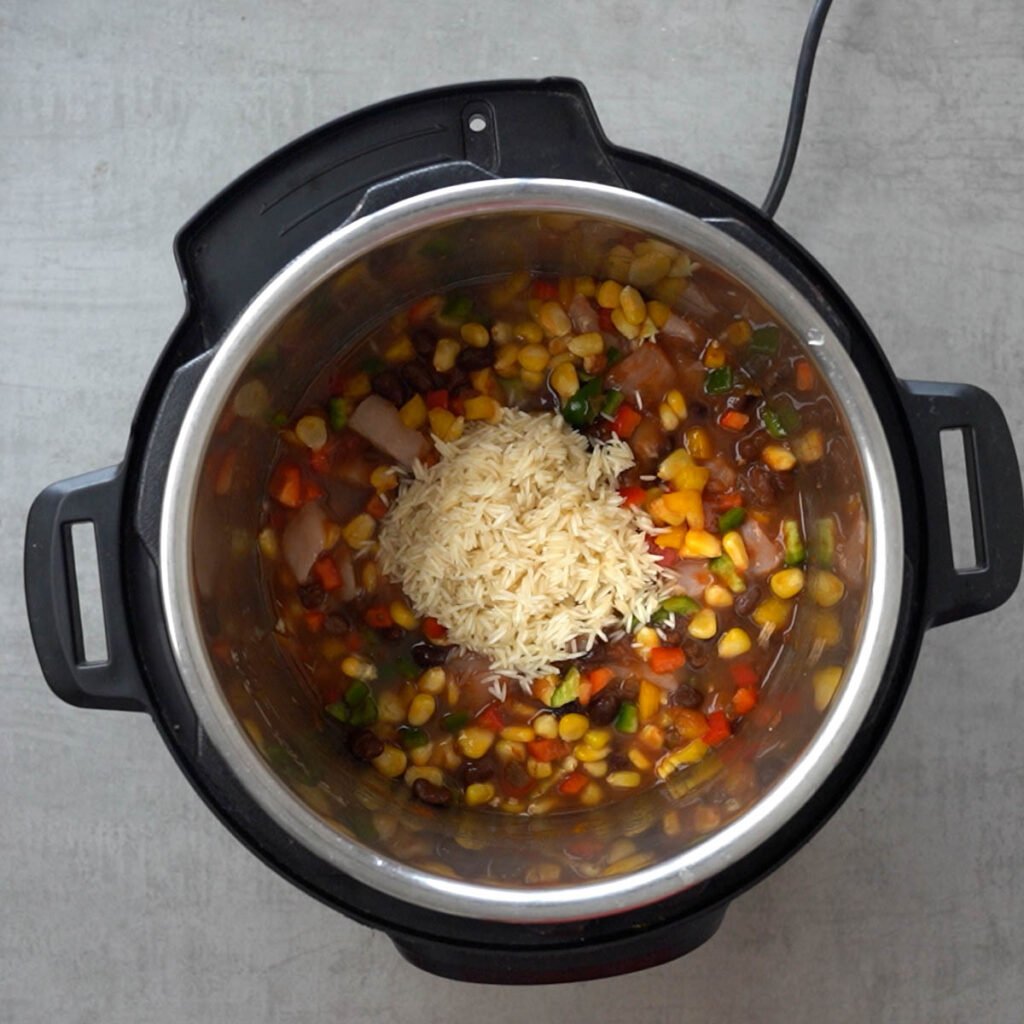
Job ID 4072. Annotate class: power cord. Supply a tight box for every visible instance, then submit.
[761,0,836,218]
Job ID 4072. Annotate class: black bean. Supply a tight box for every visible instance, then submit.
[607,752,630,772]
[411,642,452,668]
[350,730,385,762]
[681,638,709,670]
[324,612,352,635]
[401,360,436,394]
[383,626,404,643]
[412,778,452,808]
[445,367,469,390]
[457,345,494,371]
[411,329,437,356]
[672,682,704,709]
[742,463,776,507]
[372,369,406,406]
[617,679,640,701]
[737,430,769,463]
[690,401,709,420]
[733,584,762,618]
[587,689,621,726]
[460,761,494,785]
[297,580,325,609]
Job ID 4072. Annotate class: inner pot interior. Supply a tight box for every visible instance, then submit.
[186,197,872,900]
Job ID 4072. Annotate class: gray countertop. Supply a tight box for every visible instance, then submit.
[2,1,1022,1020]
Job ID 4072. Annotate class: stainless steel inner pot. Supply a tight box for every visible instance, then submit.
[160,178,902,923]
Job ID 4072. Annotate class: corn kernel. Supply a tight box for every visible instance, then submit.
[574,743,610,763]
[384,334,415,364]
[583,760,608,778]
[538,301,572,337]
[580,782,605,806]
[628,749,652,771]
[663,809,682,836]
[812,610,842,646]
[342,513,376,548]
[527,758,553,780]
[494,344,520,376]
[406,693,436,727]
[491,321,514,345]
[464,395,501,422]
[398,394,426,430]
[389,600,419,630]
[533,712,558,739]
[619,285,647,325]
[427,407,456,439]
[520,369,545,389]
[685,426,714,460]
[752,596,792,629]
[704,583,734,608]
[583,728,613,749]
[638,724,664,750]
[508,343,548,375]
[404,765,444,787]
[341,654,377,681]
[500,725,535,744]
[465,782,495,807]
[295,415,328,450]
[458,727,496,760]
[655,527,686,550]
[433,337,460,373]
[470,368,498,396]
[657,739,709,778]
[665,389,687,418]
[417,667,446,694]
[460,322,490,348]
[371,745,407,779]
[568,331,604,357]
[694,804,722,833]
[635,626,660,648]
[360,560,379,592]
[702,342,727,369]
[611,308,640,340]
[722,319,752,346]
[257,527,278,560]
[550,361,580,402]
[793,428,825,463]
[370,465,398,491]
[688,608,718,640]
[494,739,526,763]
[762,445,797,471]
[682,529,722,559]
[596,279,622,308]
[378,690,407,724]
[809,569,846,607]
[722,530,749,570]
[814,665,844,710]
[718,627,752,658]
[573,275,596,297]
[342,372,371,399]
[770,568,806,599]
[658,448,692,480]
[514,321,544,345]
[647,300,671,328]
[558,713,590,742]
[659,403,680,431]
[628,249,672,287]
[607,770,643,789]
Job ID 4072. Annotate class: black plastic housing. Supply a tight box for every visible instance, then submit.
[24,79,1023,984]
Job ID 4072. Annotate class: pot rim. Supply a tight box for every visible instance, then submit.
[160,178,903,923]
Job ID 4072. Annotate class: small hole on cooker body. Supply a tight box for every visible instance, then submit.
[468,114,488,133]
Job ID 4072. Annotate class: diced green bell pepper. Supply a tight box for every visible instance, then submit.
[783,518,806,566]
[550,667,581,708]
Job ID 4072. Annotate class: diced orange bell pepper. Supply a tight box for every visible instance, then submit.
[422,616,447,641]
[364,605,393,629]
[732,687,758,715]
[304,610,325,633]
[649,646,686,675]
[311,555,342,592]
[611,404,642,439]
[526,738,569,762]
[557,772,588,796]
[586,667,614,696]
[719,409,750,432]
[703,710,732,747]
[269,462,303,508]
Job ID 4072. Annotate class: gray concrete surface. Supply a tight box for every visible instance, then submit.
[2,1,1023,1020]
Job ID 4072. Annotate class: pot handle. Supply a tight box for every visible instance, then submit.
[901,380,1024,627]
[24,465,149,711]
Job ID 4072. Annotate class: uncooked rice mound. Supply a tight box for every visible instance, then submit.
[378,409,669,678]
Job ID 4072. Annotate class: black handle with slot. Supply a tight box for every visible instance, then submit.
[901,380,1024,627]
[24,466,148,712]
[175,77,624,348]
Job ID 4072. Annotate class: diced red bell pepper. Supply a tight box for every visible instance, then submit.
[311,554,342,592]
[709,489,744,511]
[269,462,303,508]
[475,703,505,732]
[309,445,331,474]
[526,738,569,763]
[557,772,588,796]
[795,359,815,392]
[364,605,394,629]
[422,616,447,641]
[408,294,443,325]
[304,610,325,633]
[732,687,757,715]
[450,394,466,417]
[302,480,324,503]
[719,409,750,432]
[598,307,615,333]
[703,710,732,747]
[425,389,449,410]
[619,485,648,508]
[531,278,560,301]
[648,646,686,674]
[729,663,760,688]
[365,493,389,519]
[611,404,642,439]
[648,536,679,566]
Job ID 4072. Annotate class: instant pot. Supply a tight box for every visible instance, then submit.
[24,80,1023,983]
